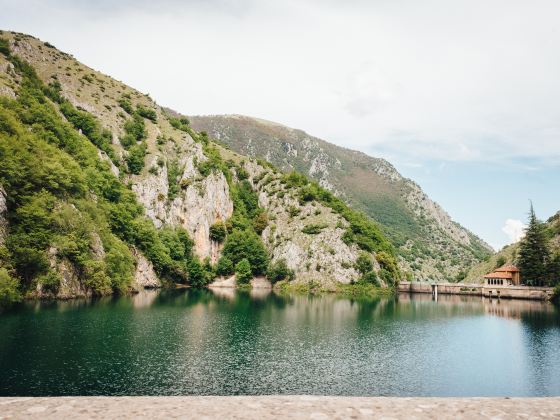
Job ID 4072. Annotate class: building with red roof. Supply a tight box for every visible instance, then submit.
[483,265,521,286]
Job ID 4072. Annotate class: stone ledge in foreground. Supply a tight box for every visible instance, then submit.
[0,396,559,419]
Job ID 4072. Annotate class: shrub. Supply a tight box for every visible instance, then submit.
[122,114,146,145]
[59,101,115,160]
[282,171,307,188]
[376,251,399,276]
[287,206,300,218]
[0,37,10,56]
[167,159,181,201]
[235,258,252,284]
[379,268,394,286]
[0,268,21,306]
[126,143,147,174]
[209,221,227,243]
[216,256,234,276]
[168,117,191,132]
[266,259,294,284]
[236,166,249,180]
[301,223,328,235]
[136,105,157,122]
[118,98,133,114]
[38,270,61,294]
[355,252,373,274]
[188,259,207,287]
[82,260,112,295]
[252,212,268,235]
[455,270,467,281]
[361,271,379,286]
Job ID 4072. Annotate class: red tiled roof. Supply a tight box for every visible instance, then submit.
[495,264,519,272]
[483,271,513,279]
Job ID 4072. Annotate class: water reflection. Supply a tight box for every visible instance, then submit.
[0,289,558,397]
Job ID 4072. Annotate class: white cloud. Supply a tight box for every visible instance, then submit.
[2,0,559,249]
[502,219,526,245]
[2,0,560,166]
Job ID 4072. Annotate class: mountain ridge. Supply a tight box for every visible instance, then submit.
[187,114,493,280]
[0,30,401,301]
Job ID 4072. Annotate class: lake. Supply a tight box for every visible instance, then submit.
[0,289,559,397]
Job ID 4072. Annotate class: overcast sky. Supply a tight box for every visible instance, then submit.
[2,0,559,249]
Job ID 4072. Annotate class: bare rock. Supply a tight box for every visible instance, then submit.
[36,247,91,299]
[208,275,236,288]
[132,248,161,290]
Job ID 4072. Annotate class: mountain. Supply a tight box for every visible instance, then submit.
[465,210,560,283]
[186,115,493,280]
[0,31,400,302]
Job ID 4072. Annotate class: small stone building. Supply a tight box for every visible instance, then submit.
[483,265,521,286]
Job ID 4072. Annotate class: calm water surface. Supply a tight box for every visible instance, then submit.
[1,289,559,396]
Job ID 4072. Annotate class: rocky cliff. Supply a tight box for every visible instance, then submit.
[187,115,493,280]
[0,31,398,300]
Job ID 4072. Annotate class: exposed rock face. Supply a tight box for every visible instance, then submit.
[132,248,161,290]
[0,186,7,246]
[36,247,91,299]
[170,172,233,262]
[246,162,360,287]
[189,115,494,281]
[209,275,236,288]
[405,181,470,246]
[131,141,233,262]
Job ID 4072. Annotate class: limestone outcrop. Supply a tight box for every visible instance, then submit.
[132,248,161,291]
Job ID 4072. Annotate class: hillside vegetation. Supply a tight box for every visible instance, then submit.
[187,115,493,280]
[0,31,400,303]
[465,209,560,284]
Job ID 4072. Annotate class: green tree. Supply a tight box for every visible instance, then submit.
[188,259,207,287]
[252,212,268,235]
[361,271,379,286]
[0,268,22,306]
[235,258,252,284]
[266,259,294,283]
[518,203,550,286]
[495,255,506,268]
[355,252,373,274]
[222,229,268,275]
[216,256,234,276]
[209,221,227,243]
[126,143,147,174]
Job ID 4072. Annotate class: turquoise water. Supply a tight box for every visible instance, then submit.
[0,289,559,396]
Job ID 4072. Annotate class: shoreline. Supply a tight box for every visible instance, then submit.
[1,396,559,419]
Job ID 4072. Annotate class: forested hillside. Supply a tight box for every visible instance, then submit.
[465,208,560,285]
[0,31,400,304]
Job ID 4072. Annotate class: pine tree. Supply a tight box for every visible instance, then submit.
[517,203,549,286]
